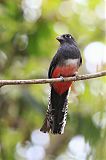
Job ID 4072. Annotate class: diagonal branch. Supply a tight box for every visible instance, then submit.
[0,70,106,87]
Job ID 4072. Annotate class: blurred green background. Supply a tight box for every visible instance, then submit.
[0,0,106,160]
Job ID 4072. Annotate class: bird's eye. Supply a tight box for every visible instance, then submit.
[65,34,71,38]
[69,35,71,38]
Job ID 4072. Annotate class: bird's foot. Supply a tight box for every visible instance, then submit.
[72,72,79,82]
[72,72,79,78]
[60,76,64,82]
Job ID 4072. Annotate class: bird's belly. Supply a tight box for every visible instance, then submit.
[52,64,78,94]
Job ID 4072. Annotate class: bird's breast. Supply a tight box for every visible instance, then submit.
[51,58,79,94]
[52,58,79,78]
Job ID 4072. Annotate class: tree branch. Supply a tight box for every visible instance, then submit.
[0,71,106,87]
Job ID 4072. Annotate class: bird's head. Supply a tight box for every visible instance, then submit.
[56,34,75,44]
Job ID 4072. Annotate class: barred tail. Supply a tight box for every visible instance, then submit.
[40,87,69,134]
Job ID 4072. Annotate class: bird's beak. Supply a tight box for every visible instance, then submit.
[56,36,63,42]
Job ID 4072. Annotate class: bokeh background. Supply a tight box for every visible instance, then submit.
[0,0,106,160]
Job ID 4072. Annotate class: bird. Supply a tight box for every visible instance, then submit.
[40,34,82,134]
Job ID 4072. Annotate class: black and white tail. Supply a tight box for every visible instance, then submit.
[40,87,69,134]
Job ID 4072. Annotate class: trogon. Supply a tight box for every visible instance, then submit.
[40,34,82,134]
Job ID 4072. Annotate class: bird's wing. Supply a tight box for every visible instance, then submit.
[79,55,82,66]
[48,52,60,78]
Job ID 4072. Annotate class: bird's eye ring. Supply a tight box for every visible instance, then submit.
[65,34,71,38]
[69,35,71,38]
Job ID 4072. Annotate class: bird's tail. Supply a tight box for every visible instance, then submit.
[40,87,69,134]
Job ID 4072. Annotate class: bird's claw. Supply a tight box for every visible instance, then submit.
[72,72,79,81]
[74,72,79,78]
[60,76,64,82]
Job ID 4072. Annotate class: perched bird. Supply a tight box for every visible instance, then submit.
[40,34,82,134]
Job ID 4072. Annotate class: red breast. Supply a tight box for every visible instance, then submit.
[52,64,78,94]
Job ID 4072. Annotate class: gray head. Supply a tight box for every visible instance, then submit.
[56,34,76,45]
